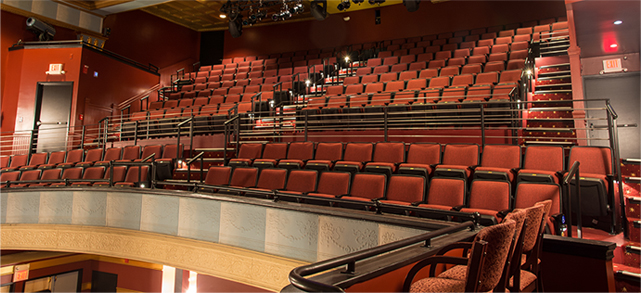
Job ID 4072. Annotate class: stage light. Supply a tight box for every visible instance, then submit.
[610,44,618,48]
[344,56,350,62]
[26,17,56,41]
[368,0,385,4]
[219,14,227,19]
[614,20,623,25]
[353,0,364,4]
[337,0,350,11]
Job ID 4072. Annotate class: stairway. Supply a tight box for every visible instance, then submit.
[522,60,577,145]
[613,159,640,292]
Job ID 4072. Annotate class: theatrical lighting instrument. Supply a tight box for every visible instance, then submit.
[310,0,327,21]
[221,0,307,35]
[353,0,364,4]
[337,0,351,11]
[26,17,56,41]
[368,0,385,5]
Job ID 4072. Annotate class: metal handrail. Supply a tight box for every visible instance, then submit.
[289,221,477,292]
[563,161,581,238]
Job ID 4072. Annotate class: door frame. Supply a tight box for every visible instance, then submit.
[32,81,74,154]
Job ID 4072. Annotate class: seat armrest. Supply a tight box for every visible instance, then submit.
[372,196,386,201]
[497,209,512,218]
[411,201,423,206]
[452,205,465,211]
[335,194,349,199]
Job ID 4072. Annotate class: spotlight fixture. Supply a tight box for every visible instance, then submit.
[368,0,385,4]
[220,14,227,19]
[613,20,623,25]
[353,0,364,4]
[310,0,328,21]
[337,0,351,11]
[26,17,56,41]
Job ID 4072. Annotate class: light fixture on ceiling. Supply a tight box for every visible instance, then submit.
[613,20,623,25]
[220,14,227,19]
[368,0,386,5]
[353,0,364,4]
[337,0,351,11]
[610,44,618,48]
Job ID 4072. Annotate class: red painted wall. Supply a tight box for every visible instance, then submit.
[78,47,160,126]
[102,10,201,87]
[224,1,566,57]
[1,10,78,133]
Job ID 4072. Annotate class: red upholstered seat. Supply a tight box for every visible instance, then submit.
[37,151,65,169]
[93,147,123,167]
[2,154,28,172]
[418,177,466,211]
[398,143,441,178]
[474,144,521,183]
[246,168,288,198]
[307,171,351,203]
[253,143,289,169]
[93,166,128,187]
[334,143,374,174]
[433,144,480,180]
[71,166,106,186]
[378,175,426,214]
[28,168,63,187]
[279,169,318,196]
[11,169,42,187]
[364,142,405,177]
[277,142,314,170]
[460,180,511,222]
[1,171,21,188]
[19,152,48,171]
[229,143,264,167]
[517,146,564,184]
[305,142,343,171]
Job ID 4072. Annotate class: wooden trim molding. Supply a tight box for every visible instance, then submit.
[1,224,307,292]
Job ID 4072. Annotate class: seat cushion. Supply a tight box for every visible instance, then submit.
[438,265,467,280]
[366,162,397,172]
[334,161,364,170]
[409,277,466,293]
[379,200,413,206]
[518,169,559,183]
[306,160,334,169]
[399,163,434,175]
[278,159,304,168]
[509,270,537,291]
[436,165,472,178]
[418,203,454,211]
[474,166,515,182]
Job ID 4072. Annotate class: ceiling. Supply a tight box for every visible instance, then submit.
[58,0,410,32]
[572,0,640,58]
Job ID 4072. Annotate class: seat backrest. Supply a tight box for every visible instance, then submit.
[442,144,479,166]
[469,180,511,211]
[0,156,9,168]
[237,143,264,160]
[65,149,85,163]
[83,167,105,180]
[386,175,425,203]
[518,203,545,253]
[27,153,48,166]
[40,168,62,180]
[61,167,83,180]
[522,145,564,171]
[343,143,374,162]
[103,147,122,161]
[472,219,517,292]
[314,143,343,161]
[9,154,28,167]
[19,169,41,181]
[1,171,20,182]
[47,151,66,165]
[162,144,183,159]
[568,146,612,175]
[514,182,560,217]
[287,142,315,161]
[481,144,521,169]
[350,173,386,200]
[316,171,351,195]
[229,167,258,187]
[105,166,128,182]
[406,143,441,165]
[122,145,141,161]
[204,166,232,186]
[255,168,288,190]
[285,170,318,193]
[123,166,149,183]
[261,143,289,160]
[373,142,405,163]
[427,177,466,206]
[140,145,163,160]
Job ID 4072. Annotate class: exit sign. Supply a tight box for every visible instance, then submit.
[13,264,29,282]
[602,58,623,73]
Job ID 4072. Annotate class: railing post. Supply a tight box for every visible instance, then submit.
[134,121,139,145]
[190,115,194,158]
[304,111,309,142]
[576,166,583,239]
[80,125,85,149]
[480,104,486,148]
[606,101,626,236]
[223,123,228,166]
[384,107,389,142]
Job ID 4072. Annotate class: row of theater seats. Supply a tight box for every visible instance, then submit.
[227,142,610,185]
[212,18,566,68]
[173,20,566,102]
[227,141,612,222]
[198,164,560,232]
[1,144,182,171]
[1,165,150,188]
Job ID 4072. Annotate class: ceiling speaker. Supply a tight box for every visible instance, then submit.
[229,14,243,38]
[310,0,327,21]
[403,0,420,12]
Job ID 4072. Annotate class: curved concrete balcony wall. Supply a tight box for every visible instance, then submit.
[1,188,435,290]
